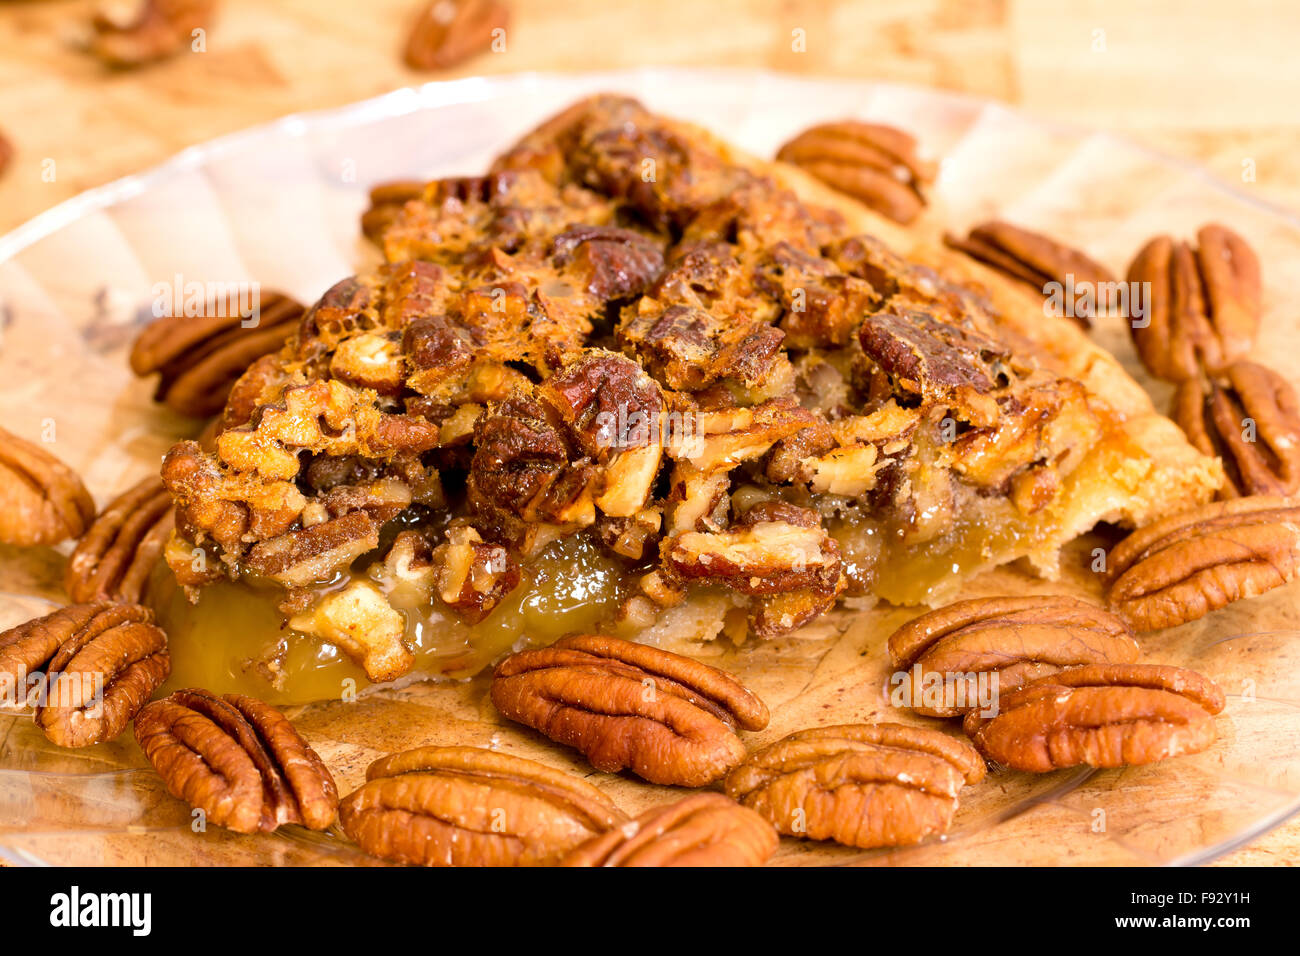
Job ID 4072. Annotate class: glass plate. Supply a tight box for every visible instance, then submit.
[2,68,1299,867]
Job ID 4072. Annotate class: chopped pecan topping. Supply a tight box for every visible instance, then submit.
[887,595,1139,718]
[752,241,880,348]
[664,514,843,596]
[491,634,769,786]
[1106,495,1300,631]
[777,121,934,224]
[431,524,520,623]
[246,511,380,588]
[1127,223,1261,381]
[87,0,214,68]
[135,689,338,833]
[1,603,170,748]
[130,290,304,418]
[551,224,665,300]
[66,476,174,605]
[724,723,985,849]
[288,577,413,682]
[404,0,509,71]
[944,221,1116,329]
[1172,361,1300,498]
[0,426,95,547]
[619,300,785,391]
[964,664,1225,772]
[339,746,627,866]
[561,793,778,867]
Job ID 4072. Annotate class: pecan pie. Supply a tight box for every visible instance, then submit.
[150,95,1221,702]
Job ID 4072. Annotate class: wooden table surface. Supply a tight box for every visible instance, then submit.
[0,0,1296,867]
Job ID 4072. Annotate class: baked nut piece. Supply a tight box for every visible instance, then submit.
[65,476,174,604]
[0,603,170,748]
[0,426,95,547]
[724,723,985,849]
[157,95,1221,701]
[490,634,769,786]
[887,595,1139,718]
[135,688,338,834]
[1172,361,1300,498]
[339,746,626,866]
[404,0,509,71]
[87,0,215,69]
[1126,223,1261,381]
[777,121,934,224]
[1106,495,1300,631]
[130,289,305,417]
[561,793,778,867]
[963,663,1225,772]
[943,220,1117,329]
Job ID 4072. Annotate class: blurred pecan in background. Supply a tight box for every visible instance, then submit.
[130,289,304,418]
[87,0,216,69]
[340,746,626,866]
[1126,223,1261,381]
[135,688,338,834]
[777,121,935,224]
[66,476,174,605]
[887,595,1139,718]
[491,634,769,786]
[1172,361,1300,498]
[1,603,169,748]
[1107,495,1300,631]
[964,663,1225,772]
[943,220,1117,329]
[724,723,985,849]
[0,129,12,178]
[0,426,95,547]
[561,793,778,867]
[404,0,509,71]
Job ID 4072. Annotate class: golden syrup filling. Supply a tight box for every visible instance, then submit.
[151,533,632,706]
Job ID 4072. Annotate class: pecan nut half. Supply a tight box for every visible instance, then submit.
[130,289,304,418]
[944,221,1117,329]
[561,793,778,867]
[87,0,215,69]
[65,476,174,605]
[0,603,170,748]
[777,121,935,224]
[1126,223,1261,381]
[963,663,1225,772]
[135,689,339,834]
[887,595,1139,718]
[340,746,627,867]
[1106,495,1300,631]
[1172,361,1300,498]
[724,724,985,849]
[404,0,509,71]
[490,634,769,787]
[0,426,95,546]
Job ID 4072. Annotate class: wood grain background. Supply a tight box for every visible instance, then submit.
[0,0,1296,866]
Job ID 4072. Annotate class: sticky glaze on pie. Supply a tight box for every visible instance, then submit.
[153,95,1222,702]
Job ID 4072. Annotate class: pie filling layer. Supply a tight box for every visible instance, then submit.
[151,95,1219,703]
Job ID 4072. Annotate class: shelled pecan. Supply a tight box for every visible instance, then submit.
[0,426,95,547]
[561,793,778,867]
[1126,223,1261,381]
[1106,495,1300,631]
[130,289,304,418]
[887,595,1140,718]
[490,634,769,786]
[963,663,1225,772]
[1172,361,1300,498]
[943,221,1116,328]
[0,603,169,748]
[135,688,338,834]
[404,0,508,71]
[87,0,216,69]
[340,746,626,866]
[776,121,935,224]
[65,476,174,604]
[724,723,985,849]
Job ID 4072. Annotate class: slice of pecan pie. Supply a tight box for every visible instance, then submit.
[155,95,1221,702]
